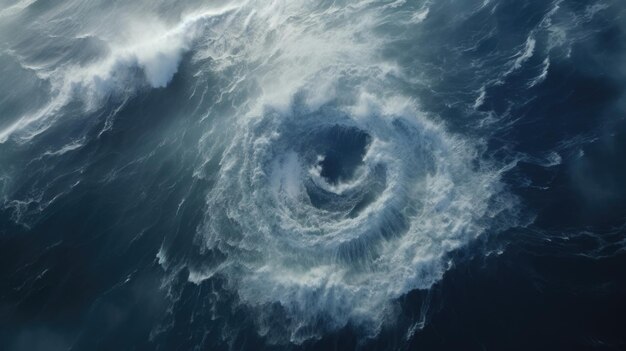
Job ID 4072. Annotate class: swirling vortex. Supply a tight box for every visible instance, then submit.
[197,92,512,342]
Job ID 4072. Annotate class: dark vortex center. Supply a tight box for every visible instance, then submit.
[317,125,371,185]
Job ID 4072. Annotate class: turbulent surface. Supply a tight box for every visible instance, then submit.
[1,0,625,350]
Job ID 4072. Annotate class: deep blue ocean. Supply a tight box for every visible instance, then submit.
[1,0,625,350]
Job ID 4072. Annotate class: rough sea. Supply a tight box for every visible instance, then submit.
[1,0,625,350]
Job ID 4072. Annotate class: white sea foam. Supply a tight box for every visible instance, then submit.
[474,86,487,109]
[505,35,536,76]
[528,57,551,87]
[411,7,430,23]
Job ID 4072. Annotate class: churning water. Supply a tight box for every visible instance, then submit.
[1,0,625,350]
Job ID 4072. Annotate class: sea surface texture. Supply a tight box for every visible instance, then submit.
[1,0,625,350]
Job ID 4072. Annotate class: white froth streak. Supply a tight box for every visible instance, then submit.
[0,0,37,18]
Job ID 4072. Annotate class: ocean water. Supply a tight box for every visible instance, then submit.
[0,0,625,350]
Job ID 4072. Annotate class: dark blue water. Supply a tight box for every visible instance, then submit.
[1,1,625,350]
